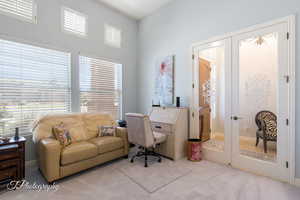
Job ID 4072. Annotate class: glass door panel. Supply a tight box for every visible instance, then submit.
[238,32,278,163]
[198,46,226,152]
[231,22,289,182]
[193,38,231,165]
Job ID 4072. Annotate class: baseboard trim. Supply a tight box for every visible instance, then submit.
[25,160,37,168]
[294,178,300,187]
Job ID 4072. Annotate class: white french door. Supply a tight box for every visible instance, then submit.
[192,21,291,182]
[231,22,289,182]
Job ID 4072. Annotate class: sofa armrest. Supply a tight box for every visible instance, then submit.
[116,127,129,155]
[38,138,61,183]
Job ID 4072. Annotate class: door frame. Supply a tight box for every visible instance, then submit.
[189,15,295,184]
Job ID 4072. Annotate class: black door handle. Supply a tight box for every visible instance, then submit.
[231,116,243,120]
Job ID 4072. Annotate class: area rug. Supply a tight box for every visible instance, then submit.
[117,157,192,193]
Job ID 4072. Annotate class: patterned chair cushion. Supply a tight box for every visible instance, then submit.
[257,118,277,140]
[255,111,276,130]
[264,120,277,138]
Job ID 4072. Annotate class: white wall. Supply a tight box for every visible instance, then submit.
[137,0,300,177]
[0,0,138,161]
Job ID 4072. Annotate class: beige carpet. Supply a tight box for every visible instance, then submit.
[1,157,300,200]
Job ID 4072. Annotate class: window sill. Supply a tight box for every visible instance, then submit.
[2,132,32,139]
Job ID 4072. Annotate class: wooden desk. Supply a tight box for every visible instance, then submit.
[149,107,188,160]
[0,136,26,185]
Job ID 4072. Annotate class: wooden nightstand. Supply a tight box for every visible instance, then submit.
[0,136,26,185]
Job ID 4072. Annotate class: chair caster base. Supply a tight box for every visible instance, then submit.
[130,147,163,167]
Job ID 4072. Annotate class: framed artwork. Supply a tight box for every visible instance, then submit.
[154,55,174,105]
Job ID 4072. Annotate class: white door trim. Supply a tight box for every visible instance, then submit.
[189,15,295,184]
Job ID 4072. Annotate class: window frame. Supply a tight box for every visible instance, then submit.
[0,0,38,24]
[104,24,122,48]
[61,6,88,38]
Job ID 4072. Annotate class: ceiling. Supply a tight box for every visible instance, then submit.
[98,0,174,20]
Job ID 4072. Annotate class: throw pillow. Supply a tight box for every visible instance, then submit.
[52,122,72,147]
[98,126,116,137]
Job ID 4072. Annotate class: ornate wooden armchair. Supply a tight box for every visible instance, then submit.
[255,111,277,153]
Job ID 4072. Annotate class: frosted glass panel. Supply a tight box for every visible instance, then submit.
[199,46,225,152]
[238,33,278,162]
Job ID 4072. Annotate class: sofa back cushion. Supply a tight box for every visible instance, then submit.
[33,114,87,143]
[82,113,116,140]
[32,113,116,143]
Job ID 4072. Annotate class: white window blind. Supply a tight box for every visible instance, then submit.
[105,24,121,48]
[63,7,87,37]
[79,56,122,119]
[0,39,71,136]
[0,0,37,23]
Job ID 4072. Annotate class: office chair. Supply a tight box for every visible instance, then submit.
[125,113,167,167]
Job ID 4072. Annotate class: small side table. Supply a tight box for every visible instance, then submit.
[0,136,26,185]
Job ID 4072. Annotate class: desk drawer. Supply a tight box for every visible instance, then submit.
[151,122,172,133]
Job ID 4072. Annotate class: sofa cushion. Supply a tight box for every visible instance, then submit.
[61,141,98,165]
[89,136,124,154]
[153,132,167,145]
[67,122,88,142]
[82,113,116,140]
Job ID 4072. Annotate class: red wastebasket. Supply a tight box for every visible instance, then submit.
[187,139,202,161]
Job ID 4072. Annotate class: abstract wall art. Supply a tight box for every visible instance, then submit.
[154,55,174,106]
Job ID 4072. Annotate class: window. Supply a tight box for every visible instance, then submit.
[62,7,87,37]
[79,56,122,119]
[0,0,37,23]
[0,39,71,136]
[105,24,121,48]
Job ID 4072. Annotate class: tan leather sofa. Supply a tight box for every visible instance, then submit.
[32,113,129,183]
